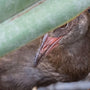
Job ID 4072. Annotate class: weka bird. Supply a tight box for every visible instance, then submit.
[34,11,90,81]
[0,11,89,90]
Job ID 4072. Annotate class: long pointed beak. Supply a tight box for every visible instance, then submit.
[34,34,63,67]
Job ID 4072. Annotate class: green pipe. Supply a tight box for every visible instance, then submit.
[0,0,90,56]
[0,0,41,23]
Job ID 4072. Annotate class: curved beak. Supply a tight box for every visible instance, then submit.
[34,33,63,67]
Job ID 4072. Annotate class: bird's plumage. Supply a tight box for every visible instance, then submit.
[0,11,89,90]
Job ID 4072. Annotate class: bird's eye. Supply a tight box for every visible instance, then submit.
[60,23,68,29]
[53,23,68,32]
[52,23,69,37]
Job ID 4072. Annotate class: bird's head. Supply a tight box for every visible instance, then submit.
[34,12,89,67]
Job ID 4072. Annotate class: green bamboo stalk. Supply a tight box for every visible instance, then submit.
[0,0,41,23]
[0,0,90,57]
